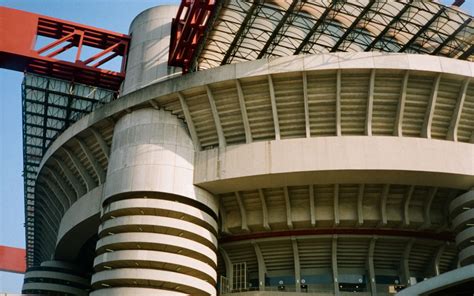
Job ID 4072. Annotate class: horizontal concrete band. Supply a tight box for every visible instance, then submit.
[91,268,216,295]
[451,208,474,232]
[219,228,454,244]
[459,245,474,265]
[455,227,474,248]
[195,136,474,193]
[94,249,216,283]
[95,232,217,266]
[102,198,218,233]
[90,287,188,296]
[98,215,218,248]
[24,270,89,286]
[23,282,88,296]
[397,264,474,296]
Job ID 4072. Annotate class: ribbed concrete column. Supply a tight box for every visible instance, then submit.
[22,260,90,296]
[450,190,474,266]
[91,108,219,296]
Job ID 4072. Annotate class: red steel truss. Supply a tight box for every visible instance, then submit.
[0,246,26,273]
[168,0,216,73]
[0,7,130,90]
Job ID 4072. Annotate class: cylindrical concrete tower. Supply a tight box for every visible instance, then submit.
[90,109,218,295]
[122,5,180,95]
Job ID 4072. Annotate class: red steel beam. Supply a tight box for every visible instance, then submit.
[0,6,130,91]
[0,246,26,274]
[169,0,216,73]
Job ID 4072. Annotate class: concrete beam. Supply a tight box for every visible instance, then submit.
[336,70,342,136]
[368,237,377,294]
[403,186,415,226]
[90,128,110,161]
[334,184,340,226]
[43,178,68,213]
[309,185,316,227]
[447,78,470,141]
[422,74,442,138]
[258,189,271,230]
[292,237,301,292]
[283,186,293,229]
[52,156,86,197]
[357,184,365,226]
[206,85,226,148]
[219,247,233,291]
[219,201,230,234]
[401,239,414,286]
[253,241,266,291]
[236,79,252,144]
[380,184,390,227]
[235,191,249,231]
[268,75,281,140]
[61,147,95,192]
[75,138,106,184]
[177,92,201,150]
[421,187,438,230]
[44,166,75,206]
[303,72,310,138]
[332,236,340,296]
[365,69,375,136]
[394,71,409,137]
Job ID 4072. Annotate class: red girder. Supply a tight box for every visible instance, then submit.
[0,7,130,90]
[169,0,216,73]
[0,246,26,274]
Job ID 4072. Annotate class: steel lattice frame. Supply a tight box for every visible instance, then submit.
[193,0,473,71]
[22,74,115,267]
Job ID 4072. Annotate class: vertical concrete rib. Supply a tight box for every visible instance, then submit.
[422,74,441,138]
[292,237,301,292]
[206,85,226,148]
[253,240,266,291]
[283,186,293,229]
[403,185,415,226]
[357,184,365,226]
[177,92,201,150]
[334,184,340,226]
[368,237,377,295]
[61,147,95,191]
[268,75,281,140]
[336,70,342,136]
[258,189,271,230]
[302,72,310,138]
[52,156,86,197]
[91,108,219,296]
[332,236,340,296]
[90,127,110,160]
[235,191,249,231]
[236,79,252,143]
[309,185,316,227]
[394,71,409,137]
[75,138,106,184]
[447,78,470,141]
[366,69,375,136]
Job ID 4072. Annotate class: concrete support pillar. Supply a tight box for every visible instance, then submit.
[91,108,219,296]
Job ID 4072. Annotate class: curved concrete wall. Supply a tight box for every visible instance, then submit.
[450,190,474,266]
[122,5,180,95]
[92,108,218,295]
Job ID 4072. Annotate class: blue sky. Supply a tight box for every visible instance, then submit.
[0,0,472,293]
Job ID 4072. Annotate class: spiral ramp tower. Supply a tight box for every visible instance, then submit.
[16,1,474,296]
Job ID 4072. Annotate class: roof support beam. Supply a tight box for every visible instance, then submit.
[332,236,340,296]
[330,0,376,52]
[257,0,300,59]
[459,43,474,60]
[357,184,365,226]
[422,74,441,138]
[447,79,469,141]
[206,85,226,148]
[334,184,340,226]
[309,185,316,227]
[253,241,266,291]
[420,187,437,230]
[401,239,414,286]
[292,237,301,292]
[365,3,412,51]
[258,189,271,230]
[432,243,446,276]
[432,17,472,55]
[295,1,336,54]
[52,156,86,197]
[36,194,61,226]
[236,80,252,144]
[283,186,293,229]
[399,9,445,53]
[235,191,249,231]
[178,92,201,150]
[43,179,68,213]
[268,75,281,140]
[90,128,110,161]
[336,70,342,136]
[366,69,375,136]
[219,201,229,234]
[394,71,409,136]
[61,147,95,192]
[44,167,75,206]
[37,185,64,218]
[75,138,105,184]
[303,72,311,138]
[403,185,415,226]
[379,184,390,227]
[219,247,233,290]
[368,237,377,295]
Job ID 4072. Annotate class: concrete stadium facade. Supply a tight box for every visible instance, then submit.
[21,3,473,296]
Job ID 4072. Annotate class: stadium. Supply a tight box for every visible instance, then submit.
[0,0,473,295]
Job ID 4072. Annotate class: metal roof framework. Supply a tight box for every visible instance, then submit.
[193,0,473,71]
[22,74,115,267]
